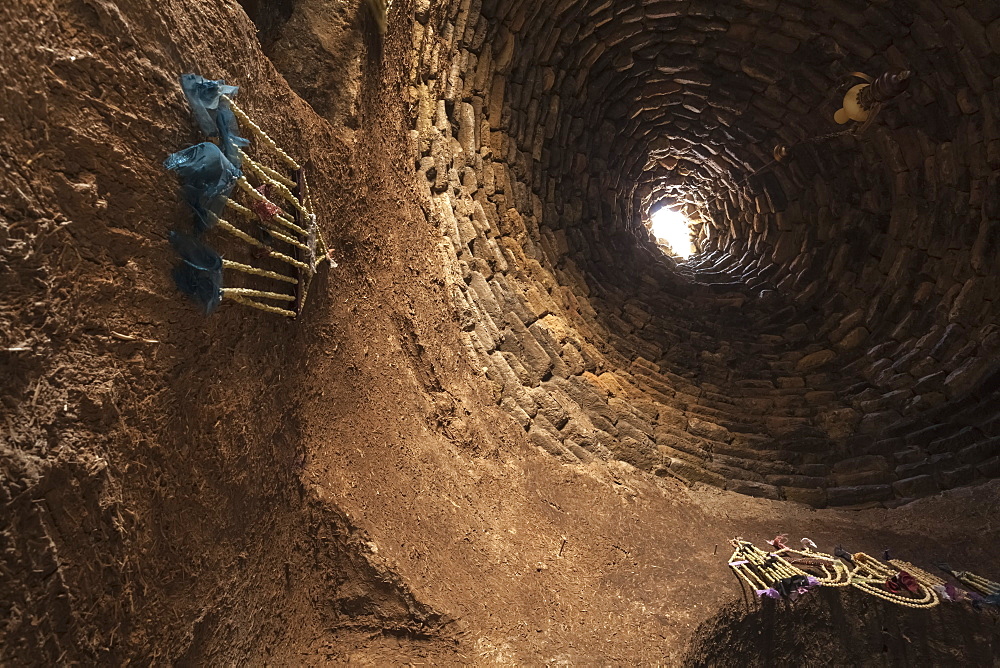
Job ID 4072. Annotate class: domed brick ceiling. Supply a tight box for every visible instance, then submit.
[406,0,1000,507]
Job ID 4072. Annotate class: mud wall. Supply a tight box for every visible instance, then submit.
[404,0,1000,507]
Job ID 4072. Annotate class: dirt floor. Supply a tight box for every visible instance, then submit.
[2,0,1000,664]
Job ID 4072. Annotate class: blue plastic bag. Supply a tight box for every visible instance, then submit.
[169,230,223,313]
[179,74,248,167]
[164,142,240,232]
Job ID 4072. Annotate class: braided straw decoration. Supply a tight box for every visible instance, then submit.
[889,560,946,588]
[777,548,852,587]
[728,539,812,593]
[850,553,939,608]
[238,148,296,188]
[956,571,1000,596]
[223,287,295,302]
[226,293,297,317]
[210,214,310,272]
[223,95,301,170]
[222,259,297,285]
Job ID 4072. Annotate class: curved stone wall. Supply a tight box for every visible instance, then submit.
[403,0,1000,507]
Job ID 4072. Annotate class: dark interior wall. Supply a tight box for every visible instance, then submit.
[403,0,1000,507]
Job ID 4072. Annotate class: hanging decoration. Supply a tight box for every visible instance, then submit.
[833,70,911,129]
[164,74,334,318]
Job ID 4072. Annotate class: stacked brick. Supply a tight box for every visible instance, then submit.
[404,0,1000,507]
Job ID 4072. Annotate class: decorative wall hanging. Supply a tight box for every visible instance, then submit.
[770,538,852,588]
[939,563,1000,607]
[165,74,333,318]
[848,552,940,609]
[723,535,1000,611]
[727,538,821,601]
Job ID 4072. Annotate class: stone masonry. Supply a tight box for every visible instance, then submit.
[402,0,1000,508]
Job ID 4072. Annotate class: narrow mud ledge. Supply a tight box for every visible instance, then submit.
[2,0,1000,663]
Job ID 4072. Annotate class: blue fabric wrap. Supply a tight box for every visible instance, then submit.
[179,74,248,167]
[169,231,223,313]
[164,142,240,232]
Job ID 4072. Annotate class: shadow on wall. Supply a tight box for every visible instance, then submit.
[236,0,296,47]
[684,587,1000,667]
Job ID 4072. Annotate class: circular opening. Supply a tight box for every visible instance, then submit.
[649,205,696,259]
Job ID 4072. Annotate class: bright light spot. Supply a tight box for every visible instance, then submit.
[650,207,695,259]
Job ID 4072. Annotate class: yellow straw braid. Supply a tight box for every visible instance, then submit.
[226,293,297,317]
[850,553,939,609]
[241,157,312,218]
[235,178,307,237]
[223,96,301,170]
[222,259,297,285]
[238,148,296,188]
[223,198,310,251]
[776,548,852,587]
[727,540,813,594]
[889,560,946,588]
[222,287,295,302]
[956,571,1000,595]
[211,214,311,272]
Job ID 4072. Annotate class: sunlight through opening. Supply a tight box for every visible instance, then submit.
[650,207,695,259]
